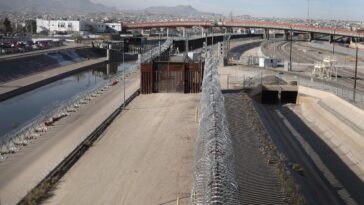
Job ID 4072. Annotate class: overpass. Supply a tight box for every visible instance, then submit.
[124,20,362,40]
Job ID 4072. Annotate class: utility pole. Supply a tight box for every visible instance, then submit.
[205,33,208,46]
[212,27,214,45]
[289,26,293,71]
[123,51,126,110]
[353,37,359,102]
[332,30,336,54]
[307,0,310,25]
[273,30,276,59]
[159,33,161,61]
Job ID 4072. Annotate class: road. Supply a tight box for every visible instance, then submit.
[43,93,199,205]
[0,70,139,205]
[0,44,88,62]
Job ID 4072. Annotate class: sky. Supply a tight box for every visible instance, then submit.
[92,0,364,21]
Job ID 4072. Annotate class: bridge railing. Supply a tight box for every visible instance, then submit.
[126,20,361,38]
[224,21,360,37]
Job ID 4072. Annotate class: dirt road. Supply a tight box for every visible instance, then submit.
[0,71,139,205]
[44,93,199,205]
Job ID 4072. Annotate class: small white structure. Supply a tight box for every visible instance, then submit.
[36,19,90,34]
[259,57,278,68]
[311,56,337,80]
[105,23,122,32]
[188,52,199,61]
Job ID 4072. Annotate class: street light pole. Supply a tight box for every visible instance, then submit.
[159,33,161,61]
[123,51,126,110]
[332,30,336,54]
[212,27,214,45]
[353,37,359,102]
[289,26,293,71]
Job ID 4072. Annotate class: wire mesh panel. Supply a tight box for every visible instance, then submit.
[140,39,173,64]
[191,48,239,204]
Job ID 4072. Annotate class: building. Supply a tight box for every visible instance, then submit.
[36,19,90,34]
[93,22,122,33]
[105,23,122,33]
[94,22,107,33]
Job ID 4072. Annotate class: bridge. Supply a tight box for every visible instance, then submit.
[124,20,362,39]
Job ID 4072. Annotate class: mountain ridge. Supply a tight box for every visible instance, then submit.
[0,0,115,14]
[123,5,221,17]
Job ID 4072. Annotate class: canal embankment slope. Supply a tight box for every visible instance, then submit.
[0,70,140,205]
[0,57,108,101]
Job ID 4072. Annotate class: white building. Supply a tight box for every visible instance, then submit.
[91,22,122,33]
[105,23,122,33]
[36,19,90,34]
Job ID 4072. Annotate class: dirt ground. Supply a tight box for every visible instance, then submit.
[43,93,200,205]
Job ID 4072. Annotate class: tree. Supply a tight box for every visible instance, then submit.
[25,20,37,34]
[3,18,12,33]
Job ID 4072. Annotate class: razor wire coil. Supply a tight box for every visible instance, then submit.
[191,46,239,205]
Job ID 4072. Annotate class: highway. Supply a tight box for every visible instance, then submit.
[124,20,362,38]
[0,43,88,62]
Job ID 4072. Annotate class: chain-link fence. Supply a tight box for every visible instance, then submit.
[280,74,364,108]
[191,49,239,204]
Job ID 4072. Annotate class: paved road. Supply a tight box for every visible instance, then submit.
[0,44,87,62]
[44,93,199,205]
[0,57,107,101]
[0,71,139,205]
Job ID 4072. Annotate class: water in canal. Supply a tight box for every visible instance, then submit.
[0,62,138,140]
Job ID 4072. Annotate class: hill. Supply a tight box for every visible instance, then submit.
[0,0,115,14]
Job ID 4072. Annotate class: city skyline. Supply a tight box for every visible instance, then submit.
[92,0,364,21]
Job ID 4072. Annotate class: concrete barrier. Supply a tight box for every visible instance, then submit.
[297,86,364,172]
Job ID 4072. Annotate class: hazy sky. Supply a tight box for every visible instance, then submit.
[91,0,364,20]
